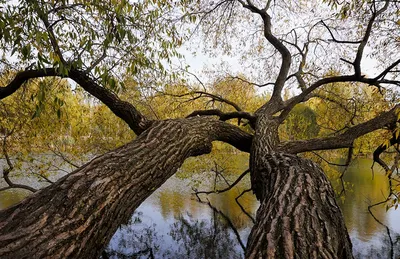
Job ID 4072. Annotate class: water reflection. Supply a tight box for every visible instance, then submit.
[105,208,245,258]
[106,159,400,258]
[169,213,243,258]
[1,159,400,258]
[339,159,390,238]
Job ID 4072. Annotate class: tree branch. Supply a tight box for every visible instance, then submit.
[238,0,291,108]
[320,20,362,44]
[1,134,37,193]
[278,104,399,154]
[193,169,249,195]
[85,49,107,73]
[280,73,399,121]
[0,69,59,100]
[0,68,151,135]
[353,0,390,77]
[163,90,243,112]
[374,58,400,81]
[235,188,255,223]
[68,69,151,134]
[186,109,256,126]
[207,119,253,153]
[226,76,275,88]
[37,8,67,65]
[373,129,400,172]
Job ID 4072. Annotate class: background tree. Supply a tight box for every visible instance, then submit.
[0,0,400,258]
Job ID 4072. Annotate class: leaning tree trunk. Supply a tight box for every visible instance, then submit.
[0,117,251,258]
[247,114,353,258]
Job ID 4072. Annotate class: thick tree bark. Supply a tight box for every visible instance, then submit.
[0,117,251,258]
[248,111,353,258]
[246,153,353,258]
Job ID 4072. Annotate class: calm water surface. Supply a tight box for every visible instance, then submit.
[1,158,399,258]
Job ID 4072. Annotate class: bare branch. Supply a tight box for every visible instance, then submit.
[374,58,400,81]
[337,146,354,196]
[280,73,400,121]
[235,188,255,223]
[368,200,394,258]
[31,172,54,185]
[373,128,400,171]
[1,134,37,193]
[47,144,80,169]
[310,92,354,115]
[226,76,275,88]
[320,20,362,44]
[353,0,390,77]
[238,0,291,106]
[311,151,352,167]
[85,49,107,73]
[193,169,249,195]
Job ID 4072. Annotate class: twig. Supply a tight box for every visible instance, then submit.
[194,169,250,195]
[1,134,37,193]
[235,188,255,223]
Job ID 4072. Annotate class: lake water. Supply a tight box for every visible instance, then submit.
[1,158,399,258]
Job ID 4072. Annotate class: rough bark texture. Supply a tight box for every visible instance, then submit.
[246,153,353,258]
[0,117,251,258]
[248,111,353,258]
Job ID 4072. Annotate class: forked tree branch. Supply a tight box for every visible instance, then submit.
[238,0,291,109]
[275,0,393,121]
[374,58,400,81]
[235,188,255,223]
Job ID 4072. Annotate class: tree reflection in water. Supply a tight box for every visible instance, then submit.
[102,212,159,258]
[352,233,400,259]
[169,212,242,259]
[104,210,243,259]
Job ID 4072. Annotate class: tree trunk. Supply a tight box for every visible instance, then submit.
[0,117,251,258]
[247,114,353,258]
[246,153,353,258]
[0,114,354,258]
[246,111,353,258]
